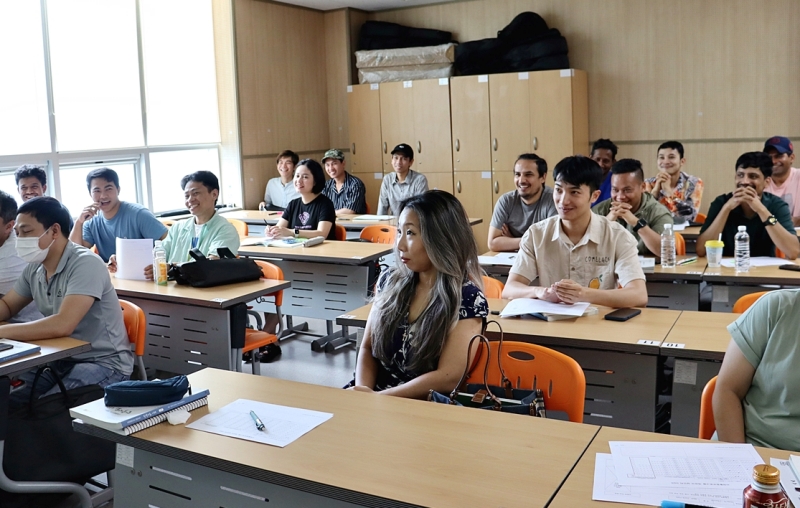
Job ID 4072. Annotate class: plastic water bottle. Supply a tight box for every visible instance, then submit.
[153,240,168,286]
[660,223,676,268]
[735,225,750,273]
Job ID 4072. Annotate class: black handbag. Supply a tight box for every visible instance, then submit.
[169,248,263,288]
[1,367,116,507]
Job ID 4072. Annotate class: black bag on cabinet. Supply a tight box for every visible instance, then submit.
[454,38,509,75]
[497,12,549,45]
[358,20,453,50]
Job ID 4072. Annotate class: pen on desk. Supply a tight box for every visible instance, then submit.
[249,410,265,431]
[676,257,698,266]
[661,501,714,508]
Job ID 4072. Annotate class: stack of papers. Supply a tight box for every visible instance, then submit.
[719,257,787,268]
[592,441,790,508]
[477,252,518,267]
[351,214,392,221]
[499,298,590,318]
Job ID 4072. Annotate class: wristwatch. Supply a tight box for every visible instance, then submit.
[763,215,778,227]
[633,218,648,233]
[294,227,300,237]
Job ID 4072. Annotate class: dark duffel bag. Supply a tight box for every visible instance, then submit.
[497,12,549,45]
[169,248,263,288]
[503,29,568,61]
[526,54,571,72]
[454,37,509,75]
[358,20,452,50]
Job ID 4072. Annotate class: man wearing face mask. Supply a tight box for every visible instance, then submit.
[0,197,133,406]
[0,190,43,323]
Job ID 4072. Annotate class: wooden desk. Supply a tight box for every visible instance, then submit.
[240,241,392,351]
[704,259,800,311]
[76,368,599,508]
[338,299,682,432]
[549,426,794,508]
[662,311,739,436]
[112,278,291,374]
[0,337,91,378]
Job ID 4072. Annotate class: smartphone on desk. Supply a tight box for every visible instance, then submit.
[0,343,13,353]
[778,264,800,272]
[604,308,641,322]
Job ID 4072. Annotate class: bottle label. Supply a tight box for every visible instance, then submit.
[156,260,168,285]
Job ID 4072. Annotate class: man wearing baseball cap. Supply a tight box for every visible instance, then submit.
[764,136,800,226]
[377,143,429,215]
[321,149,367,215]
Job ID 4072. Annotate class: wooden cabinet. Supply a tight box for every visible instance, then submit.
[347,84,383,175]
[425,172,454,194]
[454,171,493,253]
[361,172,384,214]
[489,73,531,205]
[450,76,491,173]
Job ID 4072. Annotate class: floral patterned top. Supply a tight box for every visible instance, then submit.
[373,278,488,391]
[644,171,704,222]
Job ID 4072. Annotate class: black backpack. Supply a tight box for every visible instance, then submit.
[497,12,549,45]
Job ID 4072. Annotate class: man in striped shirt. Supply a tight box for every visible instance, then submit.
[322,149,367,215]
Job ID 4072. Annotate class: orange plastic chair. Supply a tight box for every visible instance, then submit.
[695,213,707,224]
[732,291,770,313]
[226,218,249,237]
[775,248,785,259]
[674,232,686,256]
[481,276,504,299]
[119,299,147,380]
[239,260,284,375]
[158,218,175,228]
[466,341,586,423]
[359,225,397,244]
[335,224,347,241]
[698,376,718,439]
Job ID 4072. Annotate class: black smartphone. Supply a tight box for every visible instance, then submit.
[604,308,642,322]
[778,264,800,272]
[0,343,14,352]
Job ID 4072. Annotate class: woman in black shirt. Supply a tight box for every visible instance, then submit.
[268,159,337,240]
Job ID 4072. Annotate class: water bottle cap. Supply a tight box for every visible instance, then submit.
[664,223,673,230]
[738,226,747,231]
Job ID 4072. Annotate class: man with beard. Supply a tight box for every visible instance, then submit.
[697,152,799,259]
[488,154,557,252]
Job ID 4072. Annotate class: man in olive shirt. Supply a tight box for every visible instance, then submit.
[592,159,673,256]
[697,152,799,259]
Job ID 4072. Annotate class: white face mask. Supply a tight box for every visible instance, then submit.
[15,228,54,264]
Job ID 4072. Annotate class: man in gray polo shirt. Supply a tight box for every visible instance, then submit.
[377,143,429,215]
[0,197,132,406]
[488,154,557,252]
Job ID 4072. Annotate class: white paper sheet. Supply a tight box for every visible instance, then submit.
[672,223,688,231]
[720,257,789,268]
[352,214,392,221]
[770,458,800,508]
[499,298,590,318]
[592,453,743,508]
[186,399,332,448]
[478,252,517,266]
[609,441,763,489]
[115,238,154,280]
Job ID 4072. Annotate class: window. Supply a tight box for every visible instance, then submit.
[140,0,220,146]
[149,149,220,213]
[0,2,51,155]
[59,163,138,219]
[0,171,22,206]
[47,0,144,151]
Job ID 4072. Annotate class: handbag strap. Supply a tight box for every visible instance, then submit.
[484,320,513,398]
[28,365,69,410]
[451,334,502,410]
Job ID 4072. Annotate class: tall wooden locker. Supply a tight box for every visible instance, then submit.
[347,83,384,214]
[488,73,531,206]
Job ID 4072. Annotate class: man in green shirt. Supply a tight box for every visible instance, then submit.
[714,289,800,451]
[592,158,673,256]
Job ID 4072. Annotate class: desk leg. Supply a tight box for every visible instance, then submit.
[323,325,358,353]
[670,359,721,437]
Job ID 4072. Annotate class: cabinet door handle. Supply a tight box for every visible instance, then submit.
[455,139,460,152]
[457,180,462,193]
[352,143,356,155]
[493,138,498,151]
[417,141,422,153]
[383,142,387,153]
[532,136,538,150]
[494,181,499,194]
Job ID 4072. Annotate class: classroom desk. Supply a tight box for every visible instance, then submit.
[703,258,800,311]
[111,278,290,374]
[74,368,600,508]
[239,241,391,351]
[548,426,794,508]
[338,299,682,432]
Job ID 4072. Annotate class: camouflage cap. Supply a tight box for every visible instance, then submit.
[322,148,345,162]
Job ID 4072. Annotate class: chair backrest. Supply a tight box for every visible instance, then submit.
[674,232,686,256]
[466,341,586,423]
[732,291,770,313]
[158,218,175,228]
[119,299,146,356]
[335,224,347,241]
[695,213,707,224]
[698,375,717,439]
[254,260,285,307]
[359,225,397,244]
[481,276,504,299]
[226,218,248,237]
[775,248,785,259]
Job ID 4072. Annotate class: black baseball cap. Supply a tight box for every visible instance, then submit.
[391,144,414,160]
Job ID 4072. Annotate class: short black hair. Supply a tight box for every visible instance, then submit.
[17,196,71,238]
[591,138,618,159]
[0,190,18,224]
[553,155,604,192]
[515,153,548,177]
[86,167,120,192]
[181,171,220,194]
[14,165,47,186]
[277,150,299,165]
[735,152,773,179]
[296,159,326,194]
[611,158,644,181]
[657,140,684,159]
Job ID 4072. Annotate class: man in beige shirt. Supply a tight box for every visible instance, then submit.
[502,155,648,308]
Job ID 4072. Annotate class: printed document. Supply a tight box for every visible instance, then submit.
[187,398,332,448]
[115,238,153,280]
[499,298,590,318]
[478,252,517,266]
